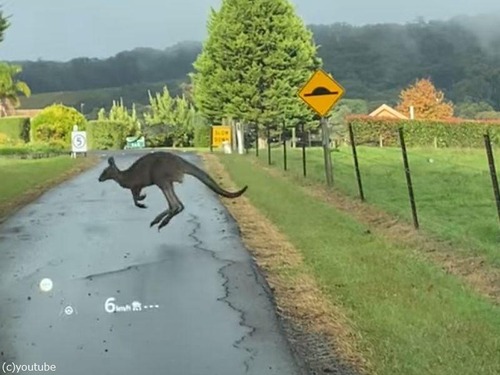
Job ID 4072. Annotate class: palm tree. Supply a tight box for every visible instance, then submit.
[0,6,10,44]
[0,62,31,117]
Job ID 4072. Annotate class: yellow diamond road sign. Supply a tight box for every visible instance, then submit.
[298,69,345,117]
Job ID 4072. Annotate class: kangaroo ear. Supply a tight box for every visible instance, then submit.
[108,157,115,166]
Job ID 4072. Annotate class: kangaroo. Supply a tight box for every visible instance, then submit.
[97,151,248,231]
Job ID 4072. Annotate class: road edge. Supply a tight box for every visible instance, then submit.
[200,152,364,375]
[0,155,101,225]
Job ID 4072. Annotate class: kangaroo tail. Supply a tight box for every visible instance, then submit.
[179,157,248,198]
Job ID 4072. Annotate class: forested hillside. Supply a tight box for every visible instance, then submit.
[11,41,201,93]
[10,13,500,112]
[311,14,500,108]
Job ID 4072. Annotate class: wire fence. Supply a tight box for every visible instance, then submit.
[232,123,500,264]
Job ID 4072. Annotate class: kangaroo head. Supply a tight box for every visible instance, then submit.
[98,157,120,182]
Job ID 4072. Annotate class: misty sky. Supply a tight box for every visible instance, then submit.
[1,0,500,61]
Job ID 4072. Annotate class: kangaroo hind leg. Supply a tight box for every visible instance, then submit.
[150,193,170,228]
[149,182,178,229]
[157,183,185,231]
[150,209,170,228]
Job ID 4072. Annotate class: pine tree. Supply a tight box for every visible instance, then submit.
[191,0,321,140]
[396,78,454,119]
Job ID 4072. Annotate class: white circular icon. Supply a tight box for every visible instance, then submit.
[72,134,85,148]
[64,306,74,315]
[39,278,53,292]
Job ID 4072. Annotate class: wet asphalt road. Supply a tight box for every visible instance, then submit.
[0,151,306,375]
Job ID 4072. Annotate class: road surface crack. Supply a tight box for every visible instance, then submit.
[81,259,169,280]
[187,213,257,373]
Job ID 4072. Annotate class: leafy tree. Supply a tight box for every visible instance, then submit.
[144,87,176,125]
[455,101,494,119]
[396,78,454,120]
[0,5,9,43]
[328,99,368,145]
[192,111,210,148]
[330,99,368,123]
[475,111,500,120]
[143,86,196,147]
[97,98,139,136]
[87,120,131,150]
[142,87,175,147]
[30,104,87,145]
[190,8,226,124]
[0,63,31,116]
[180,82,194,104]
[192,0,321,143]
[171,95,195,147]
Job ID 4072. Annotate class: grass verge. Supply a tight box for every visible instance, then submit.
[261,145,500,266]
[207,152,500,375]
[0,155,100,221]
[250,146,500,303]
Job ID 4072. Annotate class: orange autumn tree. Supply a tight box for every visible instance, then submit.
[396,78,454,120]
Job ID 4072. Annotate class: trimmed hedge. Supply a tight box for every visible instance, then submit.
[0,143,66,157]
[347,116,500,148]
[0,117,30,142]
[86,120,130,150]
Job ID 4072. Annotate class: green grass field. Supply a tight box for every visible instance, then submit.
[217,152,500,375]
[0,156,94,209]
[253,145,500,266]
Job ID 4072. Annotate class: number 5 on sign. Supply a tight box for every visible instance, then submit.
[71,126,87,158]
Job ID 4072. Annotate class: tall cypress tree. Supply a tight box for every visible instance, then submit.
[190,6,229,124]
[191,0,321,136]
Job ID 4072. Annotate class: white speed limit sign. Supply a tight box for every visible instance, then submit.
[71,131,87,153]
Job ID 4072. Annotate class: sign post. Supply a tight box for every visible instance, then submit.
[71,125,87,158]
[235,122,244,154]
[297,69,345,187]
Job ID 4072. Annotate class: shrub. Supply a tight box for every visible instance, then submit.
[347,115,500,148]
[30,104,87,145]
[0,116,30,142]
[86,120,129,150]
[45,139,69,150]
[193,124,211,148]
[141,123,173,148]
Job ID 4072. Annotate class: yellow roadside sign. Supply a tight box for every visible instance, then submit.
[211,125,231,147]
[298,69,345,117]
